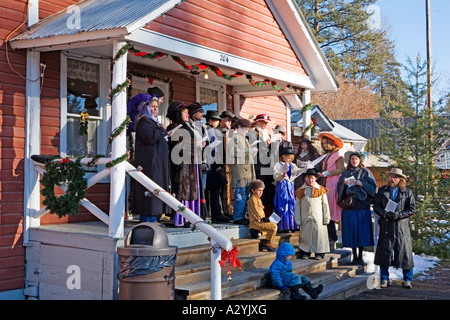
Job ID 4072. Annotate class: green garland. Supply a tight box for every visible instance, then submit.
[41,158,87,218]
[301,103,313,112]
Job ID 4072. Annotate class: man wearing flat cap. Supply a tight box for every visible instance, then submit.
[373,168,416,289]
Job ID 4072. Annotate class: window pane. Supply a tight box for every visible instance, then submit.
[200,87,218,108]
[67,58,100,117]
[67,118,98,171]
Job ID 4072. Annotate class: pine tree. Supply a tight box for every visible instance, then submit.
[379,55,450,258]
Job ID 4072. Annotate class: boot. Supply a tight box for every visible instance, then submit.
[301,282,323,300]
[289,285,307,300]
[259,240,275,252]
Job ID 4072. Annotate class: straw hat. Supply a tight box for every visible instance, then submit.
[318,132,344,149]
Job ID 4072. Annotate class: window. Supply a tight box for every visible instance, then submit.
[196,81,226,123]
[61,55,111,173]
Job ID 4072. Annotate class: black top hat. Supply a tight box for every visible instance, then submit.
[205,110,221,121]
[304,168,320,178]
[220,110,234,119]
[187,102,204,116]
[147,86,164,98]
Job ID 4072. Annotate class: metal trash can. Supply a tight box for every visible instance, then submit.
[117,222,178,300]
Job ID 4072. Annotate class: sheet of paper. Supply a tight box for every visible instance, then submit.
[269,212,281,223]
[167,124,182,135]
[250,140,260,147]
[345,176,356,187]
[385,199,398,212]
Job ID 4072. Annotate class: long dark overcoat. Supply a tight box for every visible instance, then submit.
[133,115,171,217]
[373,185,416,270]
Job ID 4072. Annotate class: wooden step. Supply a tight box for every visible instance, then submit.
[175,250,353,300]
[226,264,368,300]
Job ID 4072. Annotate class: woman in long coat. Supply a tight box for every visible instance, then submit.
[133,97,171,222]
[166,101,201,227]
[295,169,331,259]
[337,151,377,265]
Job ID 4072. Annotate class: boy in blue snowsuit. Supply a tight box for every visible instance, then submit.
[269,242,323,300]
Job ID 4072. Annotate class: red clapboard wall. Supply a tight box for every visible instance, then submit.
[146,0,307,77]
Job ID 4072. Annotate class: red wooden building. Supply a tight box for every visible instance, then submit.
[0,0,337,299]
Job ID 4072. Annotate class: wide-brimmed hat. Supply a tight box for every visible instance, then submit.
[187,102,204,116]
[166,101,187,120]
[345,151,368,163]
[205,110,221,121]
[318,132,344,149]
[147,87,164,100]
[386,168,407,179]
[253,114,274,123]
[274,125,286,134]
[220,110,234,119]
[304,168,320,178]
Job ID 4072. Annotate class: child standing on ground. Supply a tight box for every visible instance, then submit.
[247,179,278,252]
[269,242,323,300]
[295,169,330,260]
[273,146,302,233]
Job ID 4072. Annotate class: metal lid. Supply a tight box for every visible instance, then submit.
[117,222,178,256]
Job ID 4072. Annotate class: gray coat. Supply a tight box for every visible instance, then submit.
[373,185,416,270]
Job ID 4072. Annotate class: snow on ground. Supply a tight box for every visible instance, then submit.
[360,250,441,280]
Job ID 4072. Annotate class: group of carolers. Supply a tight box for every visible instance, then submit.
[128,87,417,292]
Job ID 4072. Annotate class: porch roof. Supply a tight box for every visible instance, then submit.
[10,0,182,45]
[10,0,338,93]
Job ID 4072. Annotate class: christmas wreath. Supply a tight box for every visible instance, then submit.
[41,158,87,217]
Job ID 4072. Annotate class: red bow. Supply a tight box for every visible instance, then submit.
[219,246,241,280]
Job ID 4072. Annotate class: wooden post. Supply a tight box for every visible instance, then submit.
[109,40,128,238]
[23,49,41,244]
[302,90,312,138]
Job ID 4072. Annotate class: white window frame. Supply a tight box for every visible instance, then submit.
[60,53,111,180]
[195,80,226,113]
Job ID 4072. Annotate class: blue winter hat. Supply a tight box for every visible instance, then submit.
[276,242,296,259]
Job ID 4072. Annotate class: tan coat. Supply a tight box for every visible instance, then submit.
[295,182,331,253]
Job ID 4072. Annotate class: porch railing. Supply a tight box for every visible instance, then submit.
[31,156,232,300]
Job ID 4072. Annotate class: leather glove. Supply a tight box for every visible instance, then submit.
[386,211,399,221]
[261,217,270,223]
[280,286,290,294]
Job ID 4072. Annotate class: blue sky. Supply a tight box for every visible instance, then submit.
[374,0,450,99]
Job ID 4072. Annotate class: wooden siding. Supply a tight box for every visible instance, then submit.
[146,0,307,77]
[0,0,90,293]
[0,0,28,293]
[239,96,287,132]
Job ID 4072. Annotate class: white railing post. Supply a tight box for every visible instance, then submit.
[109,40,128,238]
[210,239,222,300]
